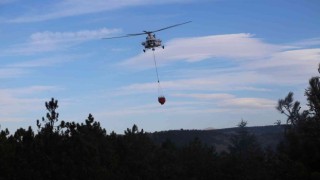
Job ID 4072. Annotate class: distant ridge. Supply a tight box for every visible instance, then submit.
[203,127,215,130]
[148,125,285,152]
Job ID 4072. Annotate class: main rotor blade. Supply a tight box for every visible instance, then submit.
[102,21,191,39]
[102,34,134,40]
[127,32,148,36]
[152,21,192,33]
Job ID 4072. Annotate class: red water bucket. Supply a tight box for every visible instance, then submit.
[158,96,166,105]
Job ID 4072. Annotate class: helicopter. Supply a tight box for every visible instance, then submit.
[102,21,191,52]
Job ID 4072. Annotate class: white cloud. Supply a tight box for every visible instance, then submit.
[245,48,320,85]
[0,68,28,78]
[7,55,84,68]
[0,86,60,121]
[111,48,131,52]
[118,71,274,95]
[290,37,320,47]
[2,86,62,95]
[0,55,83,79]
[117,78,225,95]
[94,92,276,122]
[94,100,224,120]
[4,28,120,54]
[7,0,192,23]
[220,97,276,109]
[0,0,15,4]
[173,93,235,100]
[120,33,281,68]
[30,28,121,44]
[172,93,276,109]
[119,34,319,89]
[248,48,320,69]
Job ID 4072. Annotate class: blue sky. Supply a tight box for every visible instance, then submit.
[0,0,319,133]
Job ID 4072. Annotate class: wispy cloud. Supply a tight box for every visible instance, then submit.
[94,100,223,119]
[0,86,60,121]
[290,37,320,48]
[6,55,85,68]
[0,0,16,4]
[0,68,28,78]
[1,86,62,95]
[248,48,320,69]
[120,34,319,87]
[6,0,192,23]
[94,92,275,122]
[3,28,120,55]
[120,33,281,69]
[121,78,220,93]
[245,48,320,84]
[173,93,235,100]
[173,93,276,109]
[118,71,274,95]
[220,97,276,109]
[30,28,121,43]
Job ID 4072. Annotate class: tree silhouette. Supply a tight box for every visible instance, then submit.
[228,120,261,156]
[225,120,270,180]
[305,77,320,116]
[276,64,320,176]
[37,98,60,133]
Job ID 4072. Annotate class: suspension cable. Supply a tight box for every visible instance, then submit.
[152,51,164,96]
[152,51,160,83]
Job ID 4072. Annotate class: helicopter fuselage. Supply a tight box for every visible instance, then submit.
[141,33,164,52]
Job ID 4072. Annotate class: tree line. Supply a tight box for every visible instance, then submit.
[1,66,320,179]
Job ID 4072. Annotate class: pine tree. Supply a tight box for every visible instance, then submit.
[276,64,320,176]
[37,98,60,133]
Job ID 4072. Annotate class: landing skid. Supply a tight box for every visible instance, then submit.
[143,46,164,52]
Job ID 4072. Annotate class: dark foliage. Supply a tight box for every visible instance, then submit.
[276,76,320,179]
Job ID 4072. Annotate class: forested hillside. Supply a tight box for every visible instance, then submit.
[149,125,285,152]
